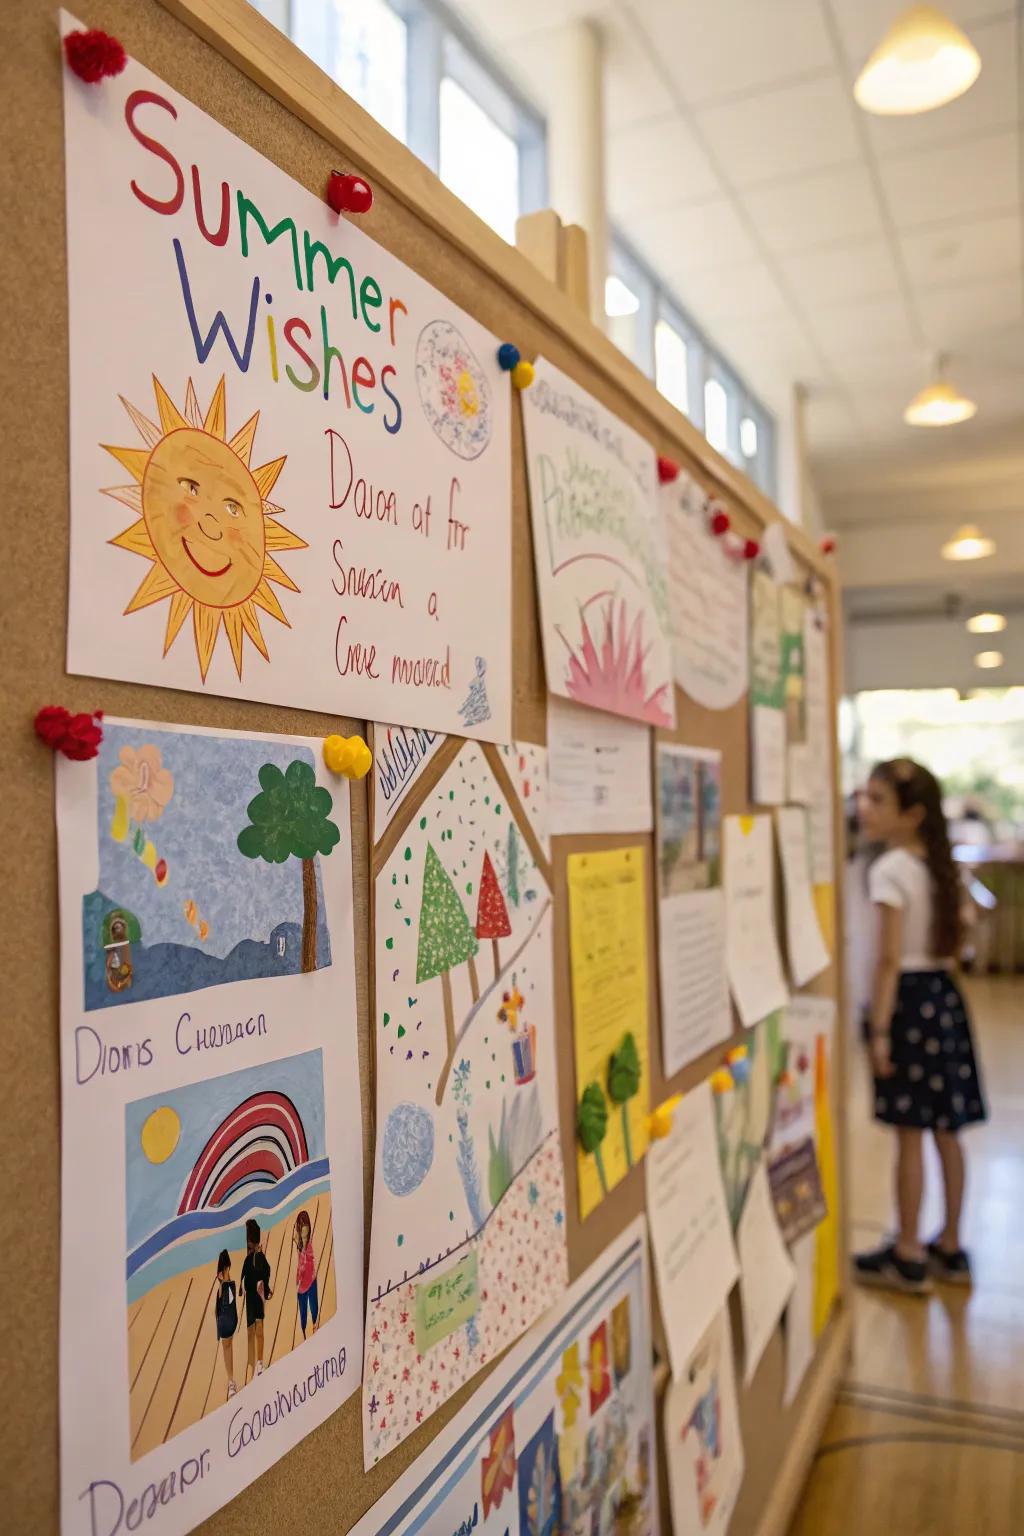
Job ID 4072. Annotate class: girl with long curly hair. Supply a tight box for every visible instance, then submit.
[855,758,986,1295]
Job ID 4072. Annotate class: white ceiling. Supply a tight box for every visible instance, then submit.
[447,0,1024,558]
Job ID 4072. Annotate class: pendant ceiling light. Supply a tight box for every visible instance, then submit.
[854,5,981,116]
[941,525,995,562]
[904,354,976,427]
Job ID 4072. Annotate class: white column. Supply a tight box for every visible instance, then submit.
[512,22,608,328]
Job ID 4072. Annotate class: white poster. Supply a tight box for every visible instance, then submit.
[656,745,732,1076]
[776,808,830,986]
[664,1309,745,1536]
[723,816,789,1028]
[352,1219,657,1535]
[804,612,836,885]
[736,1161,796,1384]
[548,695,653,834]
[365,735,567,1465]
[770,996,835,1156]
[646,1083,740,1382]
[61,16,511,739]
[664,475,749,710]
[750,571,786,805]
[522,357,675,727]
[57,718,364,1536]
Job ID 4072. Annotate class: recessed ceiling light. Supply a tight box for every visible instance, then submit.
[974,650,1004,670]
[941,525,995,561]
[854,5,981,116]
[966,613,1006,634]
[605,275,639,318]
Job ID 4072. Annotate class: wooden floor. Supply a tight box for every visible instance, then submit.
[790,976,1024,1534]
[128,1192,336,1461]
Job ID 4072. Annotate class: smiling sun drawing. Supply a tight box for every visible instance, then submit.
[102,376,306,681]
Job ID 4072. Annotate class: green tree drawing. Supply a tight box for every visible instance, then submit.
[236,760,341,973]
[608,1032,641,1168]
[506,821,520,907]
[578,1081,610,1196]
[417,842,479,1105]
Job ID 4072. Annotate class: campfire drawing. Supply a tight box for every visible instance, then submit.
[558,593,673,727]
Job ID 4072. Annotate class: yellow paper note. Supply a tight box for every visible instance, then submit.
[813,1032,840,1333]
[568,847,650,1218]
[813,882,835,956]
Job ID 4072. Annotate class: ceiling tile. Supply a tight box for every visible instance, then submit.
[742,163,885,252]
[677,259,790,322]
[878,129,1019,229]
[607,114,722,212]
[898,214,1021,291]
[830,0,1014,66]
[916,277,1024,348]
[638,0,833,106]
[781,237,901,306]
[603,7,676,127]
[449,0,602,45]
[694,73,861,188]
[804,392,862,450]
[629,197,761,275]
[864,15,1019,159]
[809,293,917,353]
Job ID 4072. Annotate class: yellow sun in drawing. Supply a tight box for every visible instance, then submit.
[102,376,306,681]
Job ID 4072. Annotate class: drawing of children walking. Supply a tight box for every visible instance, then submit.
[214,1249,239,1399]
[293,1209,319,1338]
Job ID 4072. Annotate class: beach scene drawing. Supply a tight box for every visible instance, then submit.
[83,723,337,1010]
[125,1050,335,1460]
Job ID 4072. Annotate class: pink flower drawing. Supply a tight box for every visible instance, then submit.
[558,595,672,727]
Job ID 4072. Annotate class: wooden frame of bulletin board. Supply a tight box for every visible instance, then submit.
[1,1,850,1531]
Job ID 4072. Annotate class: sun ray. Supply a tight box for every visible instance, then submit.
[263,554,301,592]
[203,376,227,439]
[125,562,182,614]
[102,484,144,514]
[109,519,157,559]
[152,376,188,435]
[223,608,245,678]
[252,456,286,499]
[228,412,260,467]
[193,603,221,681]
[118,395,161,448]
[238,599,270,661]
[183,379,203,428]
[252,577,290,626]
[164,591,193,655]
[103,444,150,483]
[264,517,308,552]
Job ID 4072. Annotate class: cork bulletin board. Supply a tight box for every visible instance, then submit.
[0,2,850,1532]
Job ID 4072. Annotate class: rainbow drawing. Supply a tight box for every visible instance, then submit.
[178,1091,310,1214]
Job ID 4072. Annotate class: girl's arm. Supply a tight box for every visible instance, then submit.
[869,902,902,1076]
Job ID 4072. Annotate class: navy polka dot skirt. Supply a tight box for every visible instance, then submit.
[873,970,987,1132]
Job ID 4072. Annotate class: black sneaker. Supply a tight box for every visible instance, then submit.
[854,1242,932,1295]
[927,1241,973,1286]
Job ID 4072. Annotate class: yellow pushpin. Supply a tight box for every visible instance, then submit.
[725,1044,748,1065]
[511,359,535,391]
[649,1093,683,1141]
[710,1067,734,1094]
[323,733,372,779]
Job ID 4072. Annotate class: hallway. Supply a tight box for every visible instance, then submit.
[791,976,1024,1533]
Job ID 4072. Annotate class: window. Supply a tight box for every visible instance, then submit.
[704,378,728,454]
[287,0,408,142]
[439,76,519,242]
[655,320,688,415]
[252,0,545,246]
[607,232,776,497]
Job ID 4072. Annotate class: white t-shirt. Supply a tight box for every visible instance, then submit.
[868,847,952,971]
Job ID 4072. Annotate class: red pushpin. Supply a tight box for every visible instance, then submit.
[63,28,126,82]
[743,537,760,561]
[710,507,730,536]
[34,706,104,761]
[657,456,679,485]
[326,171,373,215]
[820,534,837,555]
